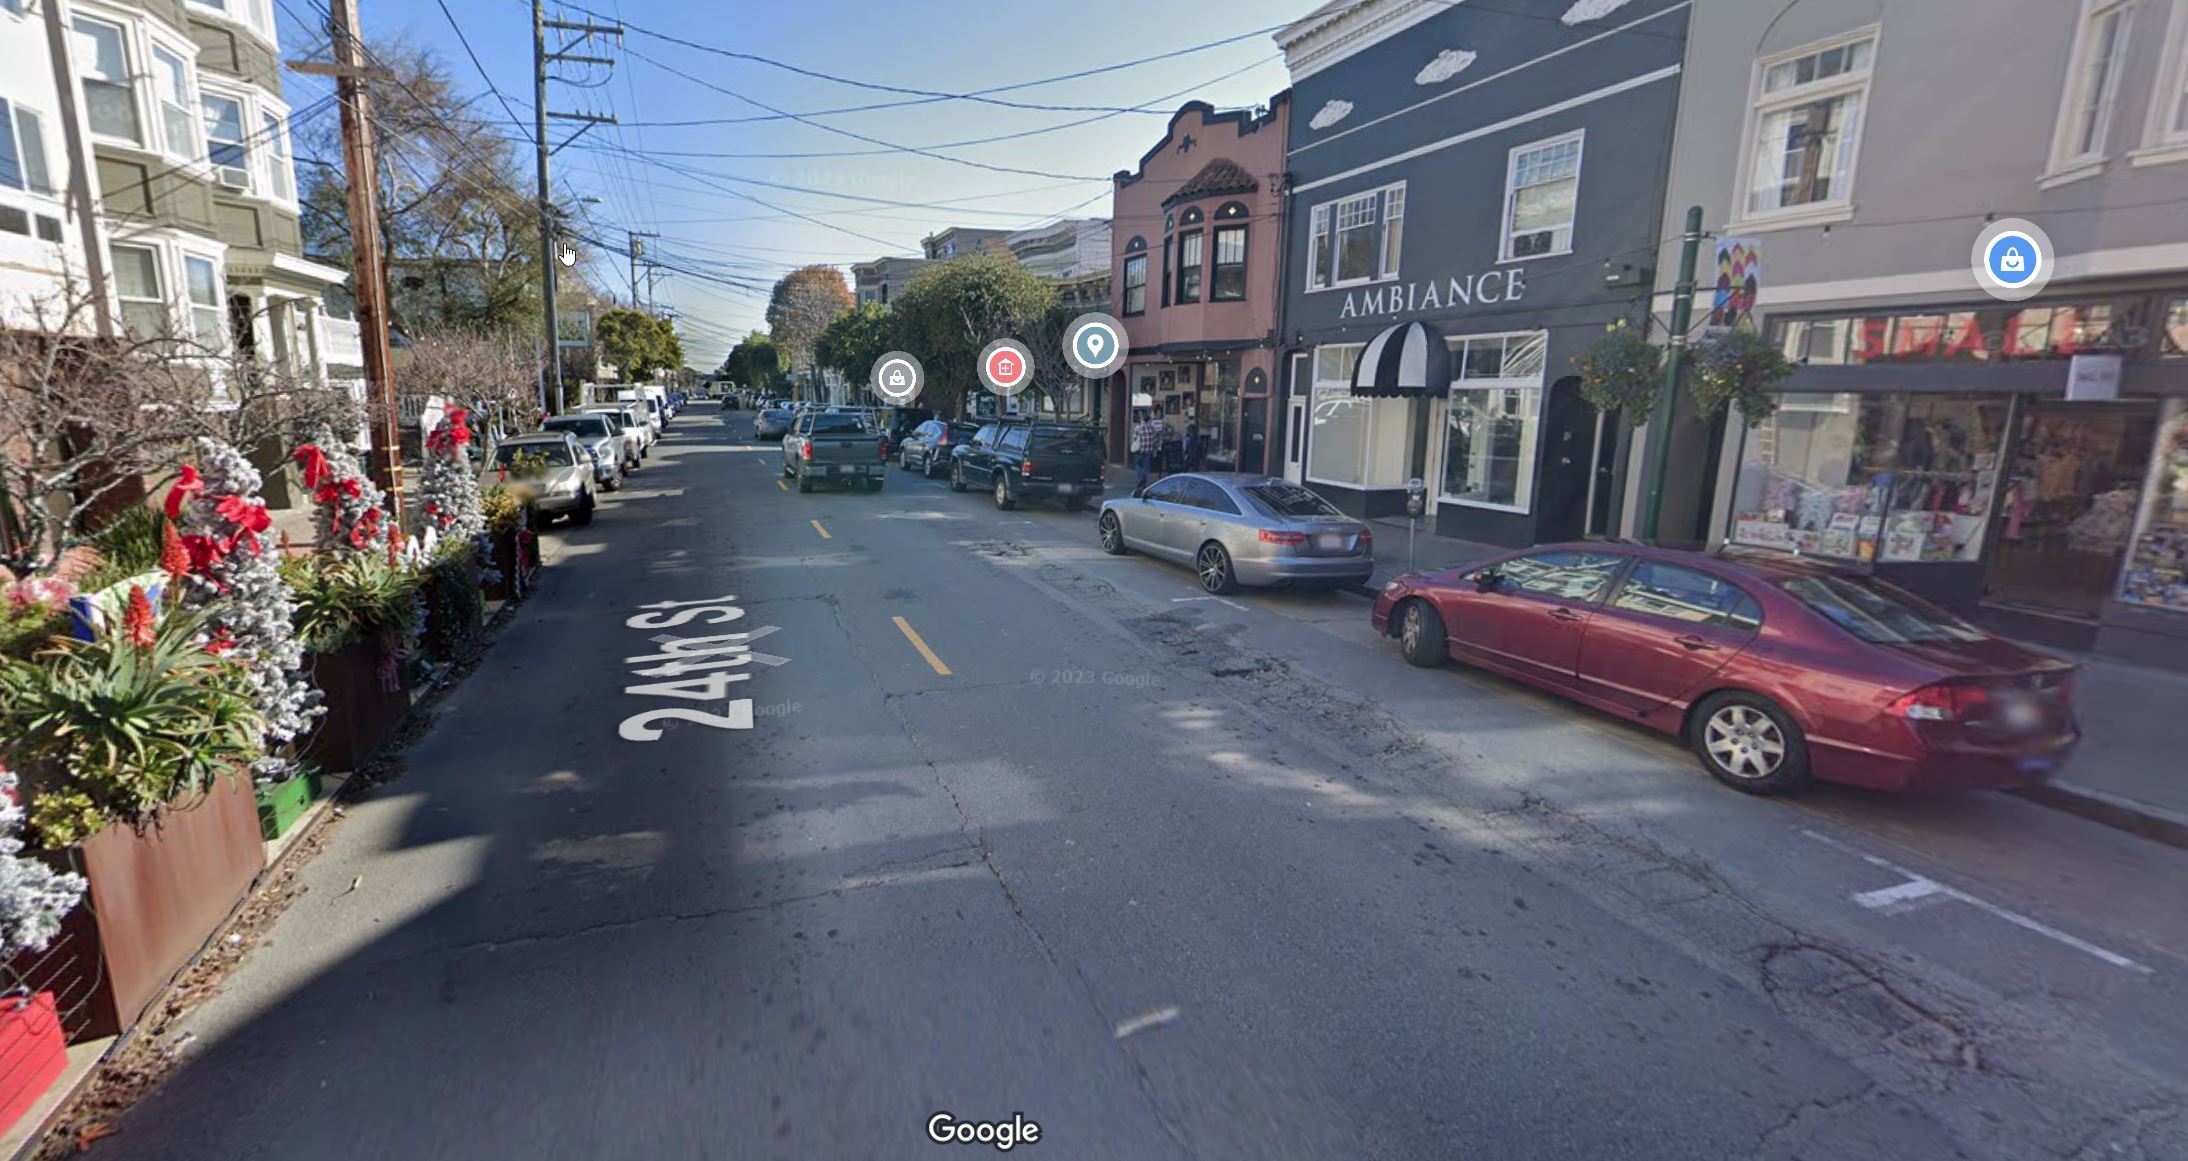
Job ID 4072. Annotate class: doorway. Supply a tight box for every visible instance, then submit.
[1984,399,2160,619]
[1240,396,1267,476]
[1536,377,1597,543]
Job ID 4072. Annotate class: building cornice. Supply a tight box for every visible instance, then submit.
[1276,0,1447,82]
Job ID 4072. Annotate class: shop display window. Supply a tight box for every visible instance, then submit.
[1729,392,2008,564]
[1307,344,1410,489]
[2118,403,2188,612]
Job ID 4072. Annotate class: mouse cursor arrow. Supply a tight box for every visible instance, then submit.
[557,241,577,269]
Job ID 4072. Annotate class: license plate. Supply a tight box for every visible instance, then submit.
[2017,755,2056,774]
[1058,484,1077,495]
[1316,533,1347,551]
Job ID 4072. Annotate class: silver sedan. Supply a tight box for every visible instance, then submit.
[1097,473,1374,594]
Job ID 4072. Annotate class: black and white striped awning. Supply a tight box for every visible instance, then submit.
[1349,320,1450,397]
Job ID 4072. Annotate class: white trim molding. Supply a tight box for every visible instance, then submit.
[1276,0,1449,83]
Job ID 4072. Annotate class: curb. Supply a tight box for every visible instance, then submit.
[2010,780,2188,852]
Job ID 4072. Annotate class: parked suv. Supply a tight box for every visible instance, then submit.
[897,419,979,478]
[950,421,1106,511]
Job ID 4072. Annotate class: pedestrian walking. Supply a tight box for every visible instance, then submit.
[1183,423,1202,473]
[1131,409,1162,488]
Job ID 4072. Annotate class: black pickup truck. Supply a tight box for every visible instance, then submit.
[783,410,887,492]
[949,421,1106,511]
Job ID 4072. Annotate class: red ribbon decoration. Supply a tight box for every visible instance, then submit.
[214,495,272,555]
[164,464,205,520]
[426,407,474,456]
[179,533,230,577]
[347,507,384,550]
[294,444,333,490]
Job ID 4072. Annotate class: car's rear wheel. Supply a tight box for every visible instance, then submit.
[1098,511,1128,555]
[899,450,912,472]
[1063,495,1088,512]
[922,454,939,479]
[569,491,595,527]
[1690,692,1811,795]
[1196,541,1238,594]
[994,475,1016,510]
[1399,599,1447,667]
[950,464,967,492]
[796,473,813,494]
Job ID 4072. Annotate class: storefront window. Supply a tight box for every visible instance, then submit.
[2164,298,2186,358]
[1440,332,1546,511]
[1205,360,1240,469]
[1305,345,1410,489]
[1775,301,2146,365]
[1729,392,2008,563]
[2118,403,2188,612]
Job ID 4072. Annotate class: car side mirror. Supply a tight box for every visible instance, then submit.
[1474,570,1503,592]
[1132,485,1148,500]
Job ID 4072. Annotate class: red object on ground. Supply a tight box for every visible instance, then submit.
[0,989,66,1132]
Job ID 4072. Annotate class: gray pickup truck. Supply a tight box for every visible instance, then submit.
[782,410,887,492]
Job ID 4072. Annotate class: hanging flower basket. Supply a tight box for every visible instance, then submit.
[1689,327,1796,426]
[1570,320,1664,421]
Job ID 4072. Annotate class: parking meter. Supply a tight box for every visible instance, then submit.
[1405,478,1427,518]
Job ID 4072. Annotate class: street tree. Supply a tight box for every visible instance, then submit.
[766,266,853,391]
[887,254,1058,413]
[815,303,893,394]
[596,310,681,382]
[722,332,786,392]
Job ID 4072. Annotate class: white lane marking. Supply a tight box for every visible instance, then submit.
[1801,829,2151,974]
[1172,595,1249,612]
[1851,878,1949,915]
[1112,1005,1180,1040]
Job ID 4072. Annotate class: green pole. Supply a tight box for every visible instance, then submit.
[1639,205,1705,544]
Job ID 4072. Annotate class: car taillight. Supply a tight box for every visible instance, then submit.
[1888,681,1992,722]
[879,441,891,461]
[800,443,812,461]
[1357,529,1373,547]
[1259,529,1307,546]
[1021,460,1034,477]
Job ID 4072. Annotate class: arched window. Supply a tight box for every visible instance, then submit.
[1215,201,1249,221]
[1180,206,1205,226]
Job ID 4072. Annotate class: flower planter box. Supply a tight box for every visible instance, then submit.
[299,642,410,775]
[3,776,264,1044]
[253,771,325,840]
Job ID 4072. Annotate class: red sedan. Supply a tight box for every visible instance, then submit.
[1371,545,2079,794]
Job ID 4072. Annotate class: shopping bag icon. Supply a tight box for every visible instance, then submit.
[1999,247,2025,273]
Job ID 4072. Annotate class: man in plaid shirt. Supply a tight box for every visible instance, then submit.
[1131,410,1164,488]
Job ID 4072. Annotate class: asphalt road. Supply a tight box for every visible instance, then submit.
[101,403,2188,1160]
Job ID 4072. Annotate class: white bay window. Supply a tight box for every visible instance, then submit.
[1737,31,1875,221]
[2051,0,2135,176]
[72,18,142,146]
[1306,182,1405,291]
[1502,131,1582,261]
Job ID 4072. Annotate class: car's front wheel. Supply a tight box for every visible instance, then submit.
[1196,541,1238,594]
[1690,692,1811,795]
[1098,511,1128,555]
[568,490,596,527]
[1399,599,1447,667]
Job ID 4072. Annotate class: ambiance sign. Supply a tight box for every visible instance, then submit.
[1337,267,1528,321]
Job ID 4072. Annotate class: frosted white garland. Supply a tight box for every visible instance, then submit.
[0,770,87,955]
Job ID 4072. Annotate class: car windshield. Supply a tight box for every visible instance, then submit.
[1780,574,1988,645]
[494,442,574,470]
[1030,426,1100,455]
[1244,481,1342,518]
[544,418,609,438]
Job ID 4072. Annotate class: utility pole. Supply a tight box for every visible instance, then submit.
[324,0,404,520]
[532,4,620,414]
[1638,205,1704,544]
[40,0,114,338]
[627,230,657,307]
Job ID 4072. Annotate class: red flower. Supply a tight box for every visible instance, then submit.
[164,465,204,520]
[122,585,157,649]
[204,628,237,656]
[159,521,192,582]
[294,445,333,490]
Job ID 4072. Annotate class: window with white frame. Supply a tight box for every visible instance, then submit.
[151,45,200,162]
[182,254,225,352]
[1503,131,1582,261]
[185,0,275,39]
[0,98,55,196]
[1739,32,1875,219]
[1176,229,1203,303]
[73,18,143,145]
[263,109,293,201]
[1305,343,1411,489]
[2152,0,2188,150]
[1305,182,1404,290]
[111,244,168,338]
[2053,0,2135,171]
[1440,332,1548,511]
[203,93,250,190]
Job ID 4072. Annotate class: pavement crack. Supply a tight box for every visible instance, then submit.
[1745,1082,1882,1159]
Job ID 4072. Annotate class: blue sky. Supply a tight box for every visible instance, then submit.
[281,0,1300,363]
